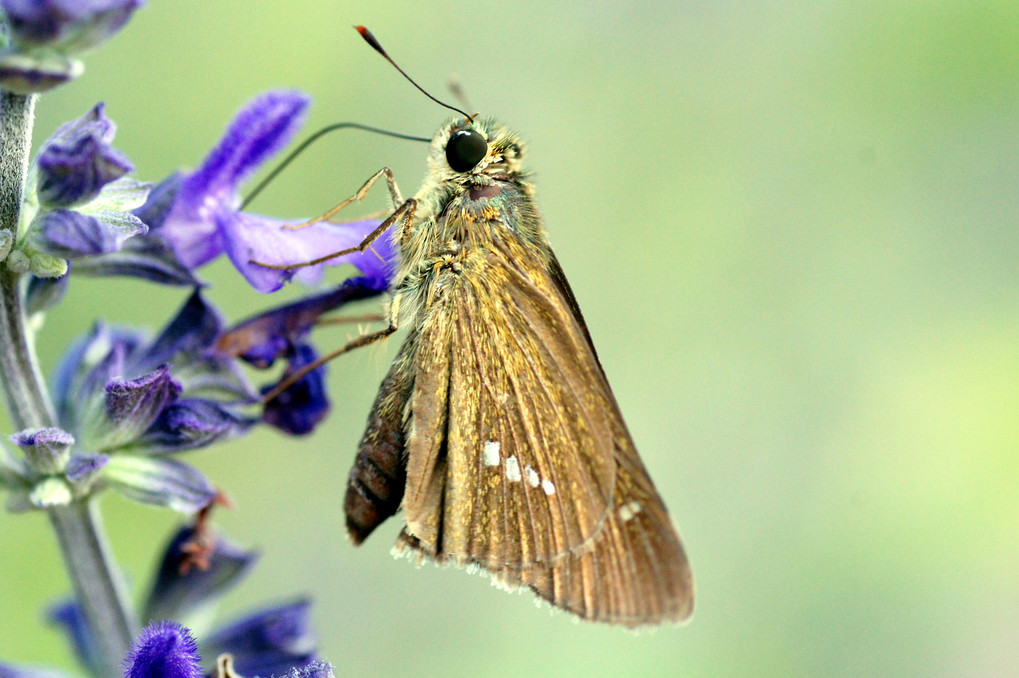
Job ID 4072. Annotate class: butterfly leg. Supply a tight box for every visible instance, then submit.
[251,195,416,271]
[284,167,405,230]
[259,199,416,404]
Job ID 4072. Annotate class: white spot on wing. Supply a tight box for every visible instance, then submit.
[541,479,555,495]
[483,440,500,467]
[618,500,642,521]
[525,465,540,487]
[505,455,521,482]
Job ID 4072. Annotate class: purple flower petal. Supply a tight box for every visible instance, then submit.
[218,278,387,368]
[103,455,216,512]
[139,291,223,369]
[203,599,316,678]
[65,452,108,485]
[10,427,74,474]
[142,525,260,625]
[139,399,254,453]
[25,272,69,315]
[36,103,132,207]
[71,235,204,286]
[52,323,143,431]
[123,621,202,678]
[261,344,329,436]
[47,600,100,677]
[0,662,75,678]
[0,50,81,95]
[1,0,143,53]
[189,90,311,198]
[156,91,310,269]
[98,365,182,448]
[36,208,146,256]
[218,209,391,293]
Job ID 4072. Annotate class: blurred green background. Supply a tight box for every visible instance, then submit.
[2,1,1018,676]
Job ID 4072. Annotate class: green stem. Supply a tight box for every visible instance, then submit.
[0,90,136,677]
[49,501,138,677]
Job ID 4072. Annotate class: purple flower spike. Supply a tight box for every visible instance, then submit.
[1,0,143,53]
[123,621,202,678]
[155,90,311,270]
[36,103,133,207]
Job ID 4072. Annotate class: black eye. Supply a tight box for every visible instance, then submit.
[445,129,487,172]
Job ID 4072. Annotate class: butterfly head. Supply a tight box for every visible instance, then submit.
[428,117,526,187]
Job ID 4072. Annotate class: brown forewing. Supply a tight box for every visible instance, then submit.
[395,239,693,624]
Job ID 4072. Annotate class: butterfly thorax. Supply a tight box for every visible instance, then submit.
[395,117,551,320]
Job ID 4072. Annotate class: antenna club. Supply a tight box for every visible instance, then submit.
[355,25,387,57]
[354,25,475,122]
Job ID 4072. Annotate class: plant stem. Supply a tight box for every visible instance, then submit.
[49,501,138,676]
[0,90,136,677]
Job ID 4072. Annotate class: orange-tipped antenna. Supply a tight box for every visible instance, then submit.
[356,25,475,122]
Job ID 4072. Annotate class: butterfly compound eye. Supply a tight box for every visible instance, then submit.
[445,129,488,172]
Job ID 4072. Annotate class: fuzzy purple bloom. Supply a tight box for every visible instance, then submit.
[123,621,202,678]
[46,294,259,512]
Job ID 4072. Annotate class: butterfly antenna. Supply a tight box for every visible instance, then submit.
[356,25,475,122]
[240,122,430,209]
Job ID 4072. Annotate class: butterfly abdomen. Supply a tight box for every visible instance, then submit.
[344,338,416,544]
